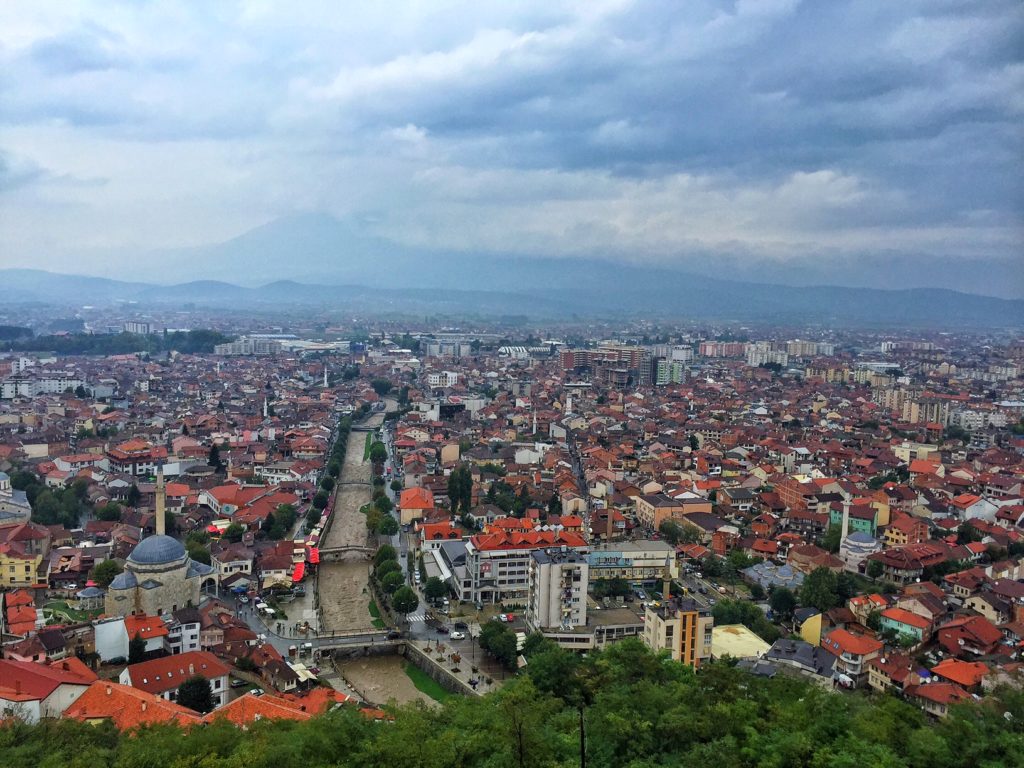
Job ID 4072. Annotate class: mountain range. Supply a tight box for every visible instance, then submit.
[3,264,1022,327]
[3,213,1022,326]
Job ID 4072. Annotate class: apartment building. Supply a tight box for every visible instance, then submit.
[527,548,588,631]
[643,597,713,668]
[464,530,587,606]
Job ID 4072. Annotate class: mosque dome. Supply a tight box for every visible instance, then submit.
[128,534,187,565]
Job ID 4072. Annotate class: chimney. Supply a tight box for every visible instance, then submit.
[15,680,21,694]
[155,464,166,537]
[106,685,112,695]
[141,701,147,712]
[663,560,672,601]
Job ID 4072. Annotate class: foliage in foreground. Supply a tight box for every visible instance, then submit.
[2,639,1023,768]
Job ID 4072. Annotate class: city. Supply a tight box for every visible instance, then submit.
[1,1,1022,766]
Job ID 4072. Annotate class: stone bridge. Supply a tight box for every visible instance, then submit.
[318,544,376,562]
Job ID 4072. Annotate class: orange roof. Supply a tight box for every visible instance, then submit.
[881,607,931,630]
[64,681,201,728]
[125,614,170,640]
[399,487,435,510]
[931,658,990,687]
[823,628,883,657]
[203,691,313,725]
[124,651,230,695]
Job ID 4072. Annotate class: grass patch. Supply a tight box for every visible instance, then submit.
[404,662,453,703]
[368,600,385,629]
[43,600,100,623]
[363,432,373,461]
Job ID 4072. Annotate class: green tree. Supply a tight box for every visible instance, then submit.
[128,633,146,664]
[222,522,245,542]
[768,587,797,619]
[801,567,840,612]
[423,576,447,601]
[312,490,329,510]
[126,483,142,507]
[822,524,842,553]
[274,504,297,532]
[90,558,123,588]
[392,585,419,616]
[866,559,884,579]
[176,676,215,713]
[368,442,388,464]
[376,515,399,537]
[370,379,393,396]
[380,571,404,593]
[712,599,780,643]
[94,502,123,522]
[390,479,402,492]
[479,620,518,670]
[208,444,224,471]
[374,544,397,567]
[375,560,401,579]
[320,476,335,492]
[186,541,211,565]
[326,460,341,478]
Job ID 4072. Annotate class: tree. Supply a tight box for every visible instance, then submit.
[176,675,215,713]
[208,444,224,472]
[423,576,447,601]
[186,541,211,565]
[392,585,419,616]
[688,434,700,451]
[222,522,245,543]
[479,620,518,670]
[126,483,142,507]
[327,460,341,478]
[822,524,842,553]
[320,476,335,492]
[312,490,329,510]
[380,571,404,593]
[800,567,840,612]
[768,587,797,619]
[390,479,402,493]
[274,504,297,533]
[370,379,393,396]
[368,442,388,464]
[374,544,397,567]
[447,464,473,516]
[94,502,123,522]
[376,515,399,537]
[90,558,123,588]
[375,560,401,579]
[711,599,780,643]
[866,559,884,579]
[128,633,146,664]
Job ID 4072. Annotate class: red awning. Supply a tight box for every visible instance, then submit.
[207,525,220,534]
[292,562,305,582]
[308,548,320,564]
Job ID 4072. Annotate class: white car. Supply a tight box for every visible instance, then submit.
[449,631,466,640]
[498,614,509,622]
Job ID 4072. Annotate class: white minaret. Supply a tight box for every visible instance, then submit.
[155,464,166,537]
[566,394,573,414]
[840,499,851,544]
[263,397,269,418]
[323,364,329,388]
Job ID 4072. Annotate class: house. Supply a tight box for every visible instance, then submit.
[0,657,97,723]
[878,607,931,645]
[399,487,435,526]
[63,681,202,728]
[931,658,990,692]
[903,682,972,718]
[936,615,1004,657]
[821,628,883,687]
[867,653,924,694]
[119,650,232,708]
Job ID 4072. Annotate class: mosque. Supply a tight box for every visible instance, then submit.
[105,467,214,617]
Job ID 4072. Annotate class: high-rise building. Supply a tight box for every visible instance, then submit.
[527,548,588,631]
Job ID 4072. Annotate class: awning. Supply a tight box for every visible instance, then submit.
[292,562,305,582]
[308,548,320,564]
[207,525,221,533]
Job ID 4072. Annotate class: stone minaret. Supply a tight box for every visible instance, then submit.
[840,499,851,545]
[155,464,166,536]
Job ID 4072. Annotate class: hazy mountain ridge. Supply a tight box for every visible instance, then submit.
[3,267,1022,327]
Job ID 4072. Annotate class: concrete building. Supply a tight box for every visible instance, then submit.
[527,548,588,631]
[642,597,713,668]
[587,541,678,582]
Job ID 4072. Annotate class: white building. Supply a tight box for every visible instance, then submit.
[527,548,588,631]
[427,371,460,388]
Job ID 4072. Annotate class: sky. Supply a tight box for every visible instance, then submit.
[0,1,1021,294]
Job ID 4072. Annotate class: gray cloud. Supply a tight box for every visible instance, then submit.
[0,0,1020,294]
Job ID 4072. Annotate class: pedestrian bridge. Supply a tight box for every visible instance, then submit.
[318,544,376,562]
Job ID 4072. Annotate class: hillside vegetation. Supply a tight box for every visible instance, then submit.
[1,639,1021,768]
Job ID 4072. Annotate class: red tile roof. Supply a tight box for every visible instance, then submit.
[64,681,201,728]
[124,651,231,695]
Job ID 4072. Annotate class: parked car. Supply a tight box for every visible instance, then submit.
[386,630,403,640]
[498,614,509,622]
[230,678,248,688]
[238,596,249,604]
[453,621,469,630]
[505,612,516,621]
[450,631,466,640]
[436,625,450,634]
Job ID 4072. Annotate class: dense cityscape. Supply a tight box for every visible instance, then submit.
[2,1,1022,766]
[0,315,1021,751]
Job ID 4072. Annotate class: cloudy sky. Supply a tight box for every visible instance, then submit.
[0,1,1021,293]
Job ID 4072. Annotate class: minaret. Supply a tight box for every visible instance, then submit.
[840,499,850,545]
[323,364,328,388]
[263,397,268,419]
[155,464,166,536]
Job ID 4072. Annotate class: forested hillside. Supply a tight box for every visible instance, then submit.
[2,640,1022,768]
